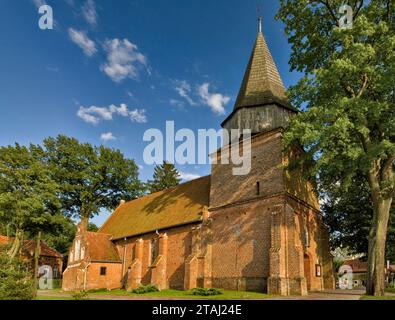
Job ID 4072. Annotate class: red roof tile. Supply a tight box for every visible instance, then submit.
[0,235,62,258]
[343,259,367,273]
[85,232,120,262]
[99,176,210,239]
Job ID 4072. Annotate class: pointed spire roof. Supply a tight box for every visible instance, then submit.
[233,18,292,111]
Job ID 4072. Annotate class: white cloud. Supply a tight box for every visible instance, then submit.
[100,132,116,142]
[198,83,230,115]
[101,39,147,82]
[32,0,46,8]
[174,80,196,106]
[82,0,98,27]
[179,172,201,182]
[77,103,147,124]
[77,106,113,124]
[68,28,97,57]
[129,109,147,123]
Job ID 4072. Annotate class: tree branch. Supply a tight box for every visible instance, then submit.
[353,0,364,19]
[321,0,339,25]
[357,74,369,98]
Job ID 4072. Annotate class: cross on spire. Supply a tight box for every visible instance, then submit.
[258,16,262,33]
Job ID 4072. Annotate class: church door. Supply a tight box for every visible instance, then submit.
[304,254,311,291]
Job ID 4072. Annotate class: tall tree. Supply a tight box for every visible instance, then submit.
[0,144,60,260]
[147,161,181,193]
[41,135,144,226]
[323,174,395,262]
[277,1,394,295]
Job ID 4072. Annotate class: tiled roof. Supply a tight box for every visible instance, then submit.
[99,176,210,239]
[343,259,367,273]
[0,235,9,246]
[23,240,62,258]
[85,232,120,262]
[0,236,62,258]
[234,30,293,111]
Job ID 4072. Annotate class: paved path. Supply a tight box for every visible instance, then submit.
[267,289,365,300]
[38,289,367,301]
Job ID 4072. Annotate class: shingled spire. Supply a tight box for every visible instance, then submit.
[221,18,295,133]
[233,17,290,110]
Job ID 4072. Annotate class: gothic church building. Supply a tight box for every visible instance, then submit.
[63,20,335,296]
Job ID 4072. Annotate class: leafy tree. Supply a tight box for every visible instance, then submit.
[323,174,395,262]
[147,161,181,193]
[0,252,34,300]
[277,1,394,295]
[0,144,60,260]
[87,223,99,232]
[40,135,144,226]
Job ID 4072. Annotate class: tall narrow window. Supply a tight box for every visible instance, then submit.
[151,238,159,265]
[256,182,260,195]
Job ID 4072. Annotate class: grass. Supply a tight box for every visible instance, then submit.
[360,295,395,300]
[385,287,395,294]
[89,289,270,300]
[36,295,74,300]
[37,289,271,300]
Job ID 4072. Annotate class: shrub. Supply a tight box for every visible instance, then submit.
[0,253,34,300]
[192,287,223,296]
[132,284,159,294]
[71,291,89,300]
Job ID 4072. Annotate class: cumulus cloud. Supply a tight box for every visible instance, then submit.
[82,0,98,27]
[77,103,147,124]
[198,83,230,115]
[129,109,147,123]
[179,172,201,182]
[101,39,147,82]
[174,80,196,106]
[100,132,116,142]
[68,28,97,57]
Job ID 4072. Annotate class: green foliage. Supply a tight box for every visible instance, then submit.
[277,1,394,293]
[0,144,62,259]
[71,291,89,300]
[147,161,181,193]
[192,288,223,296]
[87,223,99,232]
[324,175,395,261]
[0,253,34,300]
[131,284,160,294]
[40,135,144,220]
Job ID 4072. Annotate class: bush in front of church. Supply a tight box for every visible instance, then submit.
[192,288,223,296]
[131,284,160,294]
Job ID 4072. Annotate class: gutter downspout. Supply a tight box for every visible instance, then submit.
[83,260,91,292]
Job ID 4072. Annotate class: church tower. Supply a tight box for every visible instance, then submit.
[208,18,334,295]
[221,17,296,136]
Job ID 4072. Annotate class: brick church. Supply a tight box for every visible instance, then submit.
[62,19,335,296]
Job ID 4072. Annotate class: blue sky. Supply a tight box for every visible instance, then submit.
[0,0,302,226]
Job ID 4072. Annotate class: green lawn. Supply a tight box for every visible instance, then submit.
[38,289,271,300]
[36,295,74,300]
[89,289,271,300]
[360,295,395,300]
[385,288,395,294]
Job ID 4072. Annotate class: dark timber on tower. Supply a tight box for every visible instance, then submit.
[222,17,296,134]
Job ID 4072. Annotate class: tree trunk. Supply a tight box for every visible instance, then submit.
[7,229,23,261]
[366,197,392,296]
[32,232,41,298]
[366,157,394,296]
